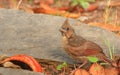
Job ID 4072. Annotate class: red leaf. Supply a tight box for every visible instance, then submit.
[86,4,98,11]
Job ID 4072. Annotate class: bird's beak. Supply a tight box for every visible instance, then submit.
[59,28,66,36]
[59,28,66,33]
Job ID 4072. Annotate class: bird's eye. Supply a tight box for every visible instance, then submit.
[66,28,69,31]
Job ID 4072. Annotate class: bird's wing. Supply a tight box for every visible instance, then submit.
[68,35,86,47]
[83,41,103,56]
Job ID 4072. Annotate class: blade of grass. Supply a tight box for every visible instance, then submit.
[16,0,23,9]
[101,36,114,60]
[103,0,111,24]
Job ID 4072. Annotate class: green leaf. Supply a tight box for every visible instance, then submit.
[87,0,95,2]
[63,62,67,66]
[71,0,96,9]
[28,0,33,4]
[80,1,90,9]
[56,65,63,70]
[100,62,109,65]
[102,37,114,60]
[56,62,68,70]
[87,56,98,62]
[71,0,79,6]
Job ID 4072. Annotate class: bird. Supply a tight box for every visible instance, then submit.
[59,19,112,68]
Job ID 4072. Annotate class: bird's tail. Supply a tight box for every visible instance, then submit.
[97,53,111,63]
[98,53,118,67]
[102,55,112,64]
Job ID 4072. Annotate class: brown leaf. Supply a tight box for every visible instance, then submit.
[104,67,119,75]
[3,61,21,69]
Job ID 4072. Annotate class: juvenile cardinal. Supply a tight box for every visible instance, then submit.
[59,19,112,67]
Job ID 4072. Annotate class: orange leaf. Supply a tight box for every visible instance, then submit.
[104,67,119,75]
[0,54,43,72]
[33,7,80,18]
[88,22,120,32]
[86,4,98,11]
[89,63,105,75]
[74,69,90,75]
[62,12,80,18]
[32,2,80,18]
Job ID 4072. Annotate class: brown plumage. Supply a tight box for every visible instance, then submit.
[59,19,112,67]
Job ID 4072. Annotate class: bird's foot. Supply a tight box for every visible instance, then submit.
[78,60,88,68]
[78,63,85,68]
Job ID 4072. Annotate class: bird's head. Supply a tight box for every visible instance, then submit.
[59,19,75,39]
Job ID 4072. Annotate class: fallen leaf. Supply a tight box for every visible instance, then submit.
[3,61,21,69]
[89,63,105,75]
[86,3,98,11]
[104,67,119,75]
[88,22,120,32]
[74,69,90,75]
[0,54,43,72]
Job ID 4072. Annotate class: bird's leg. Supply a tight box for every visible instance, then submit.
[78,59,88,68]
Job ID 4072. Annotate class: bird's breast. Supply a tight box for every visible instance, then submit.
[62,36,68,45]
[62,36,85,56]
